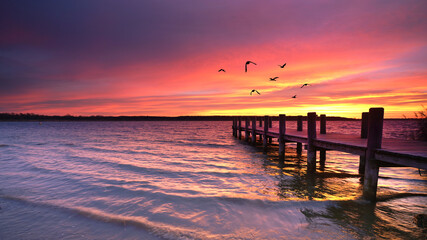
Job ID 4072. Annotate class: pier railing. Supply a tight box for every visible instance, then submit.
[231,107,427,202]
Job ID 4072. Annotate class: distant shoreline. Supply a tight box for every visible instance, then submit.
[0,113,416,121]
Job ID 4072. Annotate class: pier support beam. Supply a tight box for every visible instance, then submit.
[297,115,303,131]
[319,114,326,168]
[359,112,369,174]
[232,117,236,137]
[258,117,263,142]
[245,117,250,142]
[307,112,317,173]
[251,117,257,144]
[263,116,269,150]
[297,115,303,156]
[268,117,273,144]
[296,143,302,156]
[279,114,286,160]
[238,117,242,139]
[319,150,326,170]
[362,108,384,202]
[320,114,326,134]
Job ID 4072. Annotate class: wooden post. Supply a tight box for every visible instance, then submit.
[238,117,242,139]
[245,117,250,142]
[359,112,369,174]
[263,116,269,150]
[361,112,369,139]
[251,117,257,144]
[320,114,326,134]
[297,143,302,156]
[233,117,237,137]
[297,115,303,154]
[297,115,303,131]
[362,108,384,202]
[232,117,235,136]
[319,114,326,167]
[319,150,326,170]
[268,117,273,143]
[307,112,317,173]
[279,114,286,160]
[259,117,263,142]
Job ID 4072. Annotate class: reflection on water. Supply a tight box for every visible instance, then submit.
[0,120,425,239]
[301,197,426,239]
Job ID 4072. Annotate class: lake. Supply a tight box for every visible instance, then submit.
[0,120,425,239]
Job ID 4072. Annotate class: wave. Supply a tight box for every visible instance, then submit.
[0,144,9,147]
[80,146,169,158]
[0,194,226,240]
[154,139,234,149]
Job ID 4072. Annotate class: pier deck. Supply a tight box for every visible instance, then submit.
[232,108,427,201]
[246,126,427,169]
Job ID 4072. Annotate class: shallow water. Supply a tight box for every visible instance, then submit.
[0,120,425,239]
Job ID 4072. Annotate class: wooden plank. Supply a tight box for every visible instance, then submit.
[313,139,366,156]
[375,150,427,169]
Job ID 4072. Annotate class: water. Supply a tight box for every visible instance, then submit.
[0,120,425,239]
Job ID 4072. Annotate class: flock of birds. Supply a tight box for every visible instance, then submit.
[218,61,311,98]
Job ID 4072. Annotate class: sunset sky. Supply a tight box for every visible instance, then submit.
[1,0,426,118]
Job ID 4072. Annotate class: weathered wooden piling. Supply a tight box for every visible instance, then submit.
[234,117,238,137]
[245,117,250,142]
[279,114,286,159]
[320,114,326,134]
[296,115,303,155]
[363,108,384,202]
[259,117,263,142]
[361,112,369,139]
[251,117,257,144]
[263,116,269,149]
[319,114,327,167]
[359,112,369,174]
[297,115,303,131]
[238,117,242,139]
[232,117,236,137]
[307,112,317,172]
[268,117,273,144]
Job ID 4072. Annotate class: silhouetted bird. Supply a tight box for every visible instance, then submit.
[301,83,311,88]
[250,89,260,95]
[292,95,297,98]
[279,63,286,68]
[270,77,279,81]
[218,69,226,72]
[245,61,257,72]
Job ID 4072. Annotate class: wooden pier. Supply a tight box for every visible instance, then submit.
[232,108,427,202]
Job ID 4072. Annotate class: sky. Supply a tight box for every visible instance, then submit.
[1,0,426,118]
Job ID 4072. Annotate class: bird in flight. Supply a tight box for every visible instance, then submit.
[301,83,311,88]
[291,95,297,98]
[218,69,226,72]
[250,89,260,95]
[270,77,279,81]
[245,61,257,72]
[279,63,286,68]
